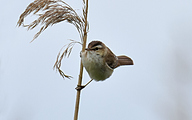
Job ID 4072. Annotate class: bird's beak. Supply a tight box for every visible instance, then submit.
[85,48,91,51]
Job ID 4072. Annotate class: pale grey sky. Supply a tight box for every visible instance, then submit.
[0,0,192,120]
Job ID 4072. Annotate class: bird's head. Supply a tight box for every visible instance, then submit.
[85,41,107,57]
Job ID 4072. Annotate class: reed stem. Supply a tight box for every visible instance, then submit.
[73,0,89,120]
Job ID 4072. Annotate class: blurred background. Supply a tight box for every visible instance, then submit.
[0,0,192,120]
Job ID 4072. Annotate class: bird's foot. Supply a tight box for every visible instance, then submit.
[75,85,85,91]
[75,79,93,91]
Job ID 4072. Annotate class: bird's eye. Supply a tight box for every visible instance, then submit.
[94,47,99,50]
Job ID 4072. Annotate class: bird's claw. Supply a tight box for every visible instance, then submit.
[75,85,85,91]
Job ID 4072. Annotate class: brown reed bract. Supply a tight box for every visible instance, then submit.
[17,0,88,79]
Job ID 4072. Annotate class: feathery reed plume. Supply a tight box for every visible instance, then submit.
[54,40,82,79]
[17,0,85,42]
[17,0,88,79]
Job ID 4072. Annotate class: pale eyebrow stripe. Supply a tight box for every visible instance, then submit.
[95,45,102,48]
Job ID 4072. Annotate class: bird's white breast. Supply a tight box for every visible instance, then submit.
[81,51,113,81]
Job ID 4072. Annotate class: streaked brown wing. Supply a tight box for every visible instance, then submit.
[105,47,118,69]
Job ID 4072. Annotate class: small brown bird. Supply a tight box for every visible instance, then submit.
[81,41,133,82]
